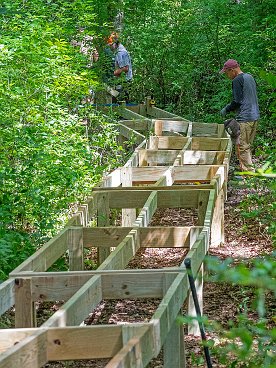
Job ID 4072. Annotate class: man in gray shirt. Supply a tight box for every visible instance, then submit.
[220,59,260,172]
[108,33,133,102]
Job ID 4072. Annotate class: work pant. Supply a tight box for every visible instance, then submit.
[115,80,132,103]
[236,121,258,171]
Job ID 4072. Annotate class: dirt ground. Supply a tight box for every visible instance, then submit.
[1,166,274,368]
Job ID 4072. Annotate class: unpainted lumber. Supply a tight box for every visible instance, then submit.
[151,273,188,351]
[0,329,47,368]
[10,228,68,275]
[68,227,83,271]
[15,278,36,328]
[47,325,123,360]
[97,191,111,264]
[82,226,202,249]
[42,274,102,327]
[106,325,155,368]
[0,279,15,316]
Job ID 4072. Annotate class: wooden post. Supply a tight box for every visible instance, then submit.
[187,264,203,336]
[148,136,159,149]
[155,120,163,136]
[164,320,186,368]
[68,227,84,271]
[197,191,209,226]
[15,278,36,328]
[211,188,224,246]
[163,273,186,368]
[121,167,136,226]
[97,193,110,265]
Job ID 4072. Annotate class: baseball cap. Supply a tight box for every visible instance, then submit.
[220,59,239,73]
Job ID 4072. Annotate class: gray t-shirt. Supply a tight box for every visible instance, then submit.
[115,44,133,81]
[226,73,260,122]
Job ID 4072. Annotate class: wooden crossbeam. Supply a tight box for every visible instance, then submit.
[0,329,47,368]
[10,228,68,275]
[95,188,206,209]
[118,122,146,144]
[25,272,176,302]
[26,226,201,268]
[0,279,15,316]
[191,137,230,151]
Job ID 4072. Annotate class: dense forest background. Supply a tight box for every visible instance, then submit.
[0,1,275,366]
[0,0,275,277]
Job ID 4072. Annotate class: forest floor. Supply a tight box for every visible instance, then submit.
[1,160,274,367]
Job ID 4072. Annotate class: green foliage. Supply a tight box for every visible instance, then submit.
[204,256,276,367]
[0,1,127,279]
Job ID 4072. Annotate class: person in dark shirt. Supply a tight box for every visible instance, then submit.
[220,59,260,172]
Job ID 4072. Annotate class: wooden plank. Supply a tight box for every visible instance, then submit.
[134,191,157,227]
[121,167,137,227]
[119,123,145,144]
[0,329,47,368]
[210,188,224,246]
[98,229,141,271]
[98,168,122,188]
[101,272,166,299]
[138,149,180,166]
[106,325,155,368]
[42,275,102,327]
[97,192,110,264]
[120,107,151,122]
[0,329,38,353]
[197,190,210,226]
[124,140,147,168]
[83,226,201,249]
[157,120,189,134]
[118,120,150,131]
[191,137,229,151]
[15,278,36,328]
[10,228,68,274]
[147,106,179,119]
[182,150,225,165]
[180,227,209,276]
[187,264,203,336]
[151,273,188,351]
[23,271,179,302]
[47,325,123,360]
[156,136,189,150]
[164,320,186,368]
[0,279,15,316]
[191,122,218,137]
[95,189,204,210]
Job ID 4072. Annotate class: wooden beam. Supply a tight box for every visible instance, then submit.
[42,275,102,327]
[151,273,188,351]
[0,329,47,368]
[68,227,83,271]
[97,191,110,264]
[83,226,202,249]
[10,228,68,275]
[47,325,123,360]
[0,279,15,316]
[15,278,36,328]
[106,325,155,368]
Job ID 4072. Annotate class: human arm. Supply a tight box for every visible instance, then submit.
[221,74,244,116]
[114,65,129,77]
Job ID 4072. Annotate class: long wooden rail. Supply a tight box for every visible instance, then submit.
[0,97,232,367]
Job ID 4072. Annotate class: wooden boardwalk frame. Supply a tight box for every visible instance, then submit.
[0,98,232,367]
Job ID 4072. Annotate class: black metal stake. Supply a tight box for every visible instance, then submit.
[184,258,213,368]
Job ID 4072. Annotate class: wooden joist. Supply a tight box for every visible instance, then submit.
[0,101,231,368]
